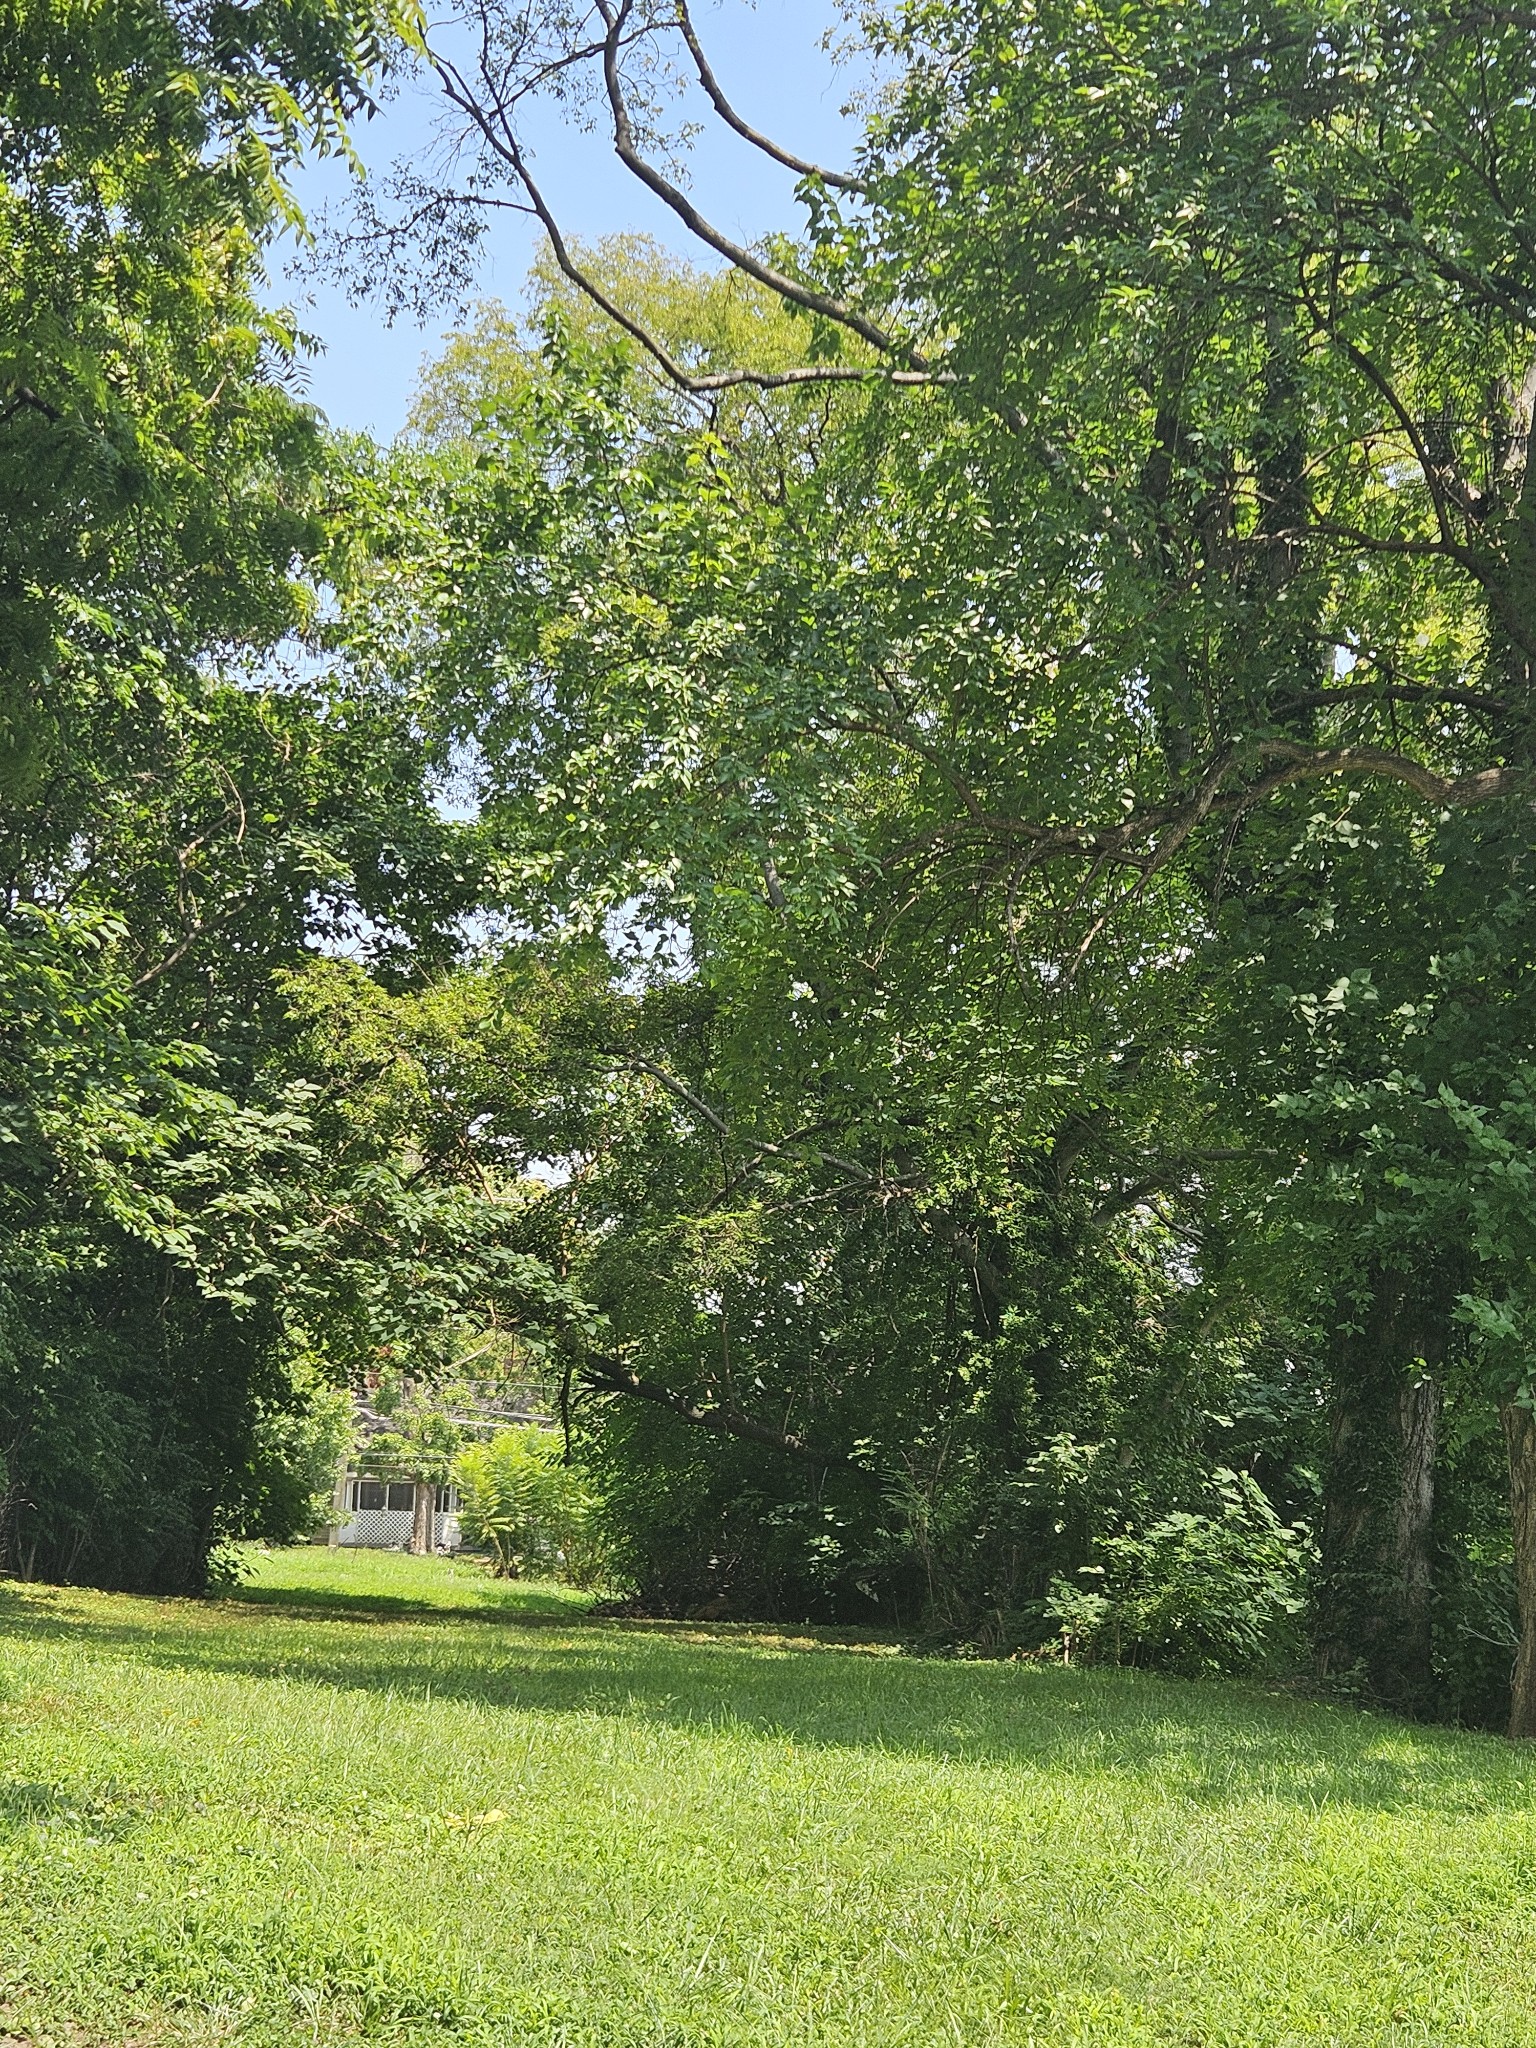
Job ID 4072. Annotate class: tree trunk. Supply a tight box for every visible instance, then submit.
[326,1454,349,1548]
[1500,1398,1536,1739]
[411,1479,435,1556]
[1316,1263,1449,1716]
[1392,1368,1439,1695]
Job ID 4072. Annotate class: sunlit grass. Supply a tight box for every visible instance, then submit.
[0,1546,1531,2044]
[233,1541,595,1619]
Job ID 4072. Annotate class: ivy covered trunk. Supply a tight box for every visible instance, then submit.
[1316,1266,1450,1716]
[411,1479,435,1556]
[1500,1399,1536,1740]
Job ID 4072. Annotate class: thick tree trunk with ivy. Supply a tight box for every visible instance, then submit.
[1316,1267,1451,1717]
[1500,1400,1536,1739]
[411,1479,435,1556]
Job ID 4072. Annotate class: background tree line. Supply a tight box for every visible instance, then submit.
[8,0,1536,1735]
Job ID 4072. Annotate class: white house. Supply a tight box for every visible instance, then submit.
[333,1474,463,1552]
[318,1383,548,1552]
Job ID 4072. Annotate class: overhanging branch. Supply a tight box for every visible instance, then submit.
[878,728,1525,879]
[431,48,946,397]
[580,1356,859,1467]
[674,0,868,195]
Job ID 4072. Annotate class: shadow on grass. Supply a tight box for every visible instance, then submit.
[225,1579,584,1624]
[4,1582,1531,1818]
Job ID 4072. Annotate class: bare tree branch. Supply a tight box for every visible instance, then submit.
[608,1051,911,1209]
[1293,680,1507,715]
[431,49,944,396]
[673,0,868,195]
[1250,739,1521,807]
[0,385,63,426]
[615,1051,731,1136]
[881,724,1525,882]
[592,0,931,368]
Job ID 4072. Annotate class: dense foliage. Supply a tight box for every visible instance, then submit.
[12,0,1536,1741]
[317,0,1536,1727]
[0,0,583,1589]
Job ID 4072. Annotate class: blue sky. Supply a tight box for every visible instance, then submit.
[275,0,863,439]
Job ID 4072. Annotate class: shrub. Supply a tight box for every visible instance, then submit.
[243,1371,356,1543]
[1043,1468,1309,1676]
[454,1427,607,1586]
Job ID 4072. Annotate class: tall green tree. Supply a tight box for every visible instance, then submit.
[0,0,602,1590]
[328,257,1315,1659]
[338,0,1536,1720]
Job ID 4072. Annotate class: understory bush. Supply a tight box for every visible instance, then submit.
[1042,1469,1310,1675]
[571,1154,1510,1699]
[1423,1420,1519,1730]
[582,1399,905,1622]
[454,1426,607,1586]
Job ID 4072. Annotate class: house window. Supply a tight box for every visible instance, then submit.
[356,1480,387,1512]
[386,1481,416,1512]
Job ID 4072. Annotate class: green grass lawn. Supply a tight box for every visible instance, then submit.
[0,1549,1533,2046]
